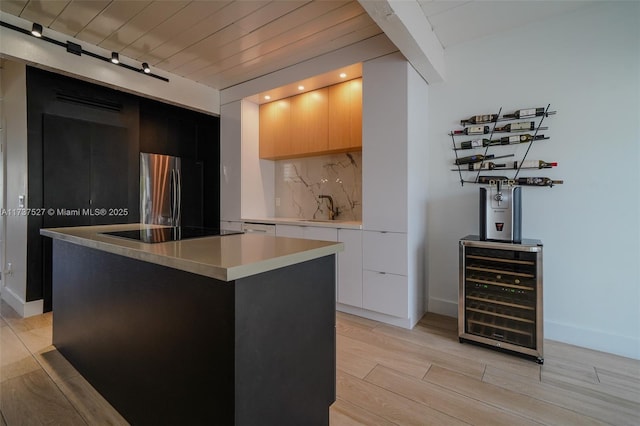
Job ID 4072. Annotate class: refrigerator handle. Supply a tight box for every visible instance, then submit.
[175,168,182,227]
[170,169,177,226]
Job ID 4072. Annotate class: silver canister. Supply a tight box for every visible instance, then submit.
[479,180,521,243]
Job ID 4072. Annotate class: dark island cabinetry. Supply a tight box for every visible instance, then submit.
[51,237,336,425]
[459,236,544,363]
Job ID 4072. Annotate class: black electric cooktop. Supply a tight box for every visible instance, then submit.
[102,226,243,244]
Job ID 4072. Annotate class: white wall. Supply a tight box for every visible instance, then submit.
[426,2,640,359]
[0,61,42,316]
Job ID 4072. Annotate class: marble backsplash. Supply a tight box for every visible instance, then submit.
[274,152,362,221]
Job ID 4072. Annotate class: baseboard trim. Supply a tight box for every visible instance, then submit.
[0,287,44,318]
[545,319,639,360]
[427,297,458,318]
[425,297,639,360]
[336,304,415,329]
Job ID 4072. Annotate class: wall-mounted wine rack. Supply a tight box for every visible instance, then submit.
[449,105,562,187]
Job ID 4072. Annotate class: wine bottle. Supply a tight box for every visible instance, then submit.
[494,121,537,132]
[458,138,493,149]
[457,134,548,150]
[452,125,490,135]
[455,154,495,165]
[515,177,563,186]
[503,107,556,119]
[494,134,547,145]
[460,114,498,126]
[467,162,506,171]
[477,176,563,186]
[515,160,558,169]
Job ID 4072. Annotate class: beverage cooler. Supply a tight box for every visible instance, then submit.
[459,235,544,364]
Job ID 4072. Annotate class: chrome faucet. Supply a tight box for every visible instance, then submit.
[318,195,338,220]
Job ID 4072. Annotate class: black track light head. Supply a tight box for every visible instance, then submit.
[111,52,120,64]
[31,23,43,37]
[142,62,151,74]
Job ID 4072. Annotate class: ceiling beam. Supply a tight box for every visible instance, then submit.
[358,0,445,84]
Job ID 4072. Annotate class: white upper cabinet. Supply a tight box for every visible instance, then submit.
[362,56,408,233]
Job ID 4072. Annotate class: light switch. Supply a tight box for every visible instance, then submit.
[18,195,25,208]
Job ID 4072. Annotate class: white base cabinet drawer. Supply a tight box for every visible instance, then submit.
[304,226,338,242]
[337,229,362,307]
[275,224,338,241]
[363,270,408,318]
[275,224,304,238]
[362,231,407,275]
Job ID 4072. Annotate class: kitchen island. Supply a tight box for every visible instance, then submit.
[41,224,342,426]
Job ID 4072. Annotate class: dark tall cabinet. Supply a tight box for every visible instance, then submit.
[42,114,130,227]
[459,235,544,363]
[26,67,220,311]
[27,68,140,311]
[139,98,220,229]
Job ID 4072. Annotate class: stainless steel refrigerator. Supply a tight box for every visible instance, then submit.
[140,152,203,227]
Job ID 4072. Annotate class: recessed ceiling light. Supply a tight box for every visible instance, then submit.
[298,85,304,91]
[339,73,347,78]
[264,95,271,100]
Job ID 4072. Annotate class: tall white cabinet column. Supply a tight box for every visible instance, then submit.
[339,52,428,329]
[220,100,275,226]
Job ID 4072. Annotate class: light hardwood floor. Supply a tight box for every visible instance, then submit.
[1,300,639,425]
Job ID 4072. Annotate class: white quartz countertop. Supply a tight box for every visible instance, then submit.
[241,217,362,229]
[40,224,343,282]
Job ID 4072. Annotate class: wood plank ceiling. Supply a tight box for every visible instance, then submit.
[0,0,383,89]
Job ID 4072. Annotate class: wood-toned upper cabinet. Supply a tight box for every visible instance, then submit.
[259,99,291,159]
[290,88,328,156]
[328,78,362,152]
[259,78,362,160]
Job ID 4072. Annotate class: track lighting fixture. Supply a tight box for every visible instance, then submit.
[67,41,82,56]
[0,19,168,82]
[31,22,42,37]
